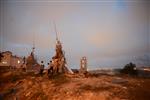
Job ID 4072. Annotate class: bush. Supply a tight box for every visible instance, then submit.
[121,62,137,75]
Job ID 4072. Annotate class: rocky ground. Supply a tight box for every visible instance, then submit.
[0,71,150,100]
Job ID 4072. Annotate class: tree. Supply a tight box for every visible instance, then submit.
[121,62,137,75]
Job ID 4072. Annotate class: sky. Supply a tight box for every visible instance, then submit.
[0,0,150,69]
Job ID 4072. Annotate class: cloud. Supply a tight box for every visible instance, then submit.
[1,0,149,68]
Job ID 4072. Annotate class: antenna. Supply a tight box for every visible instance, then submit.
[32,33,35,53]
[0,34,2,52]
[53,21,59,42]
[0,23,4,52]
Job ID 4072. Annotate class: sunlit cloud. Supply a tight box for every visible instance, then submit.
[0,0,149,68]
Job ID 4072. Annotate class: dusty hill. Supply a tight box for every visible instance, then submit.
[0,71,150,100]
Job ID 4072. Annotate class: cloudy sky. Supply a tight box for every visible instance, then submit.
[0,0,150,69]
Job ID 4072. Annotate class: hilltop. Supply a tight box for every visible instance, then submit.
[0,71,150,100]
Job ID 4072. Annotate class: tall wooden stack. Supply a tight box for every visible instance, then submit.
[49,22,69,74]
[26,47,40,71]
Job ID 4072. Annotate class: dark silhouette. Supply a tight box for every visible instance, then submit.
[48,61,54,78]
[121,62,137,75]
[39,61,44,75]
[0,52,4,62]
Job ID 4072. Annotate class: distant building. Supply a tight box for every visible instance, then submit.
[0,51,23,69]
[137,67,150,77]
[11,55,23,69]
[80,56,87,73]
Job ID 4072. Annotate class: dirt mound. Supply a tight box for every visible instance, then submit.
[0,71,150,100]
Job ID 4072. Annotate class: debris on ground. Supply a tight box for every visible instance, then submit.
[0,71,150,100]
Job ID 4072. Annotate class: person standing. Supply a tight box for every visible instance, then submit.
[40,61,44,75]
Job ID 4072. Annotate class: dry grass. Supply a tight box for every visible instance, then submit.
[0,71,150,100]
[51,73,70,86]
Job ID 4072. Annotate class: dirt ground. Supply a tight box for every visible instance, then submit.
[0,71,150,100]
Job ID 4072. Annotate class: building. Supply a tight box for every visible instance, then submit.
[0,51,23,69]
[11,55,23,69]
[137,67,150,77]
[80,56,87,73]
